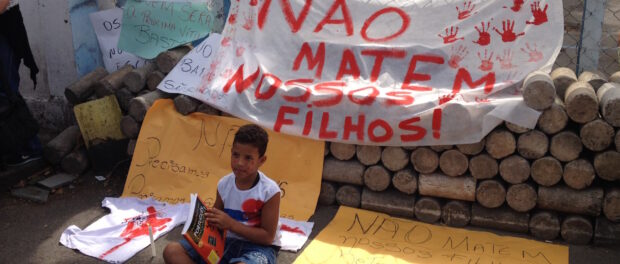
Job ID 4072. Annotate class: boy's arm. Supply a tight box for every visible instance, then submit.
[206,193,280,246]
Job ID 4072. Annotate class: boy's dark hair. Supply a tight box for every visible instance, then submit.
[234,124,269,157]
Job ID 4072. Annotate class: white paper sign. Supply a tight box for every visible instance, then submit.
[90,8,150,72]
[157,33,222,96]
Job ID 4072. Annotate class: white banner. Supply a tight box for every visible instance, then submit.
[90,8,150,72]
[159,0,562,146]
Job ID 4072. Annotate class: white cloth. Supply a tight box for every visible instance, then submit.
[217,171,281,240]
[273,218,314,252]
[60,197,188,263]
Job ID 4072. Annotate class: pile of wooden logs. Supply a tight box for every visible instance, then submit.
[59,43,620,245]
[319,68,620,245]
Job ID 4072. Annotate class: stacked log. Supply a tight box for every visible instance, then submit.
[309,67,620,245]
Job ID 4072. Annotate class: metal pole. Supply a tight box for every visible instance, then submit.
[576,0,607,75]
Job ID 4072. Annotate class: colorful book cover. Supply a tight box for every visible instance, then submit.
[181,194,226,264]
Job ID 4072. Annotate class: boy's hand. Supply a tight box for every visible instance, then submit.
[205,207,235,230]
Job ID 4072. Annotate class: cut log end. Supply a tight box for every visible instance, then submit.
[549,131,583,162]
[476,180,506,209]
[336,185,362,208]
[392,169,418,195]
[594,151,620,181]
[414,197,442,223]
[529,211,560,240]
[499,155,530,184]
[485,129,516,159]
[363,165,391,192]
[411,148,439,174]
[580,119,614,151]
[561,215,593,245]
[330,142,356,161]
[439,149,468,177]
[506,183,537,212]
[356,145,382,165]
[469,153,498,180]
[563,159,595,190]
[531,157,563,187]
[381,147,409,172]
[442,200,471,227]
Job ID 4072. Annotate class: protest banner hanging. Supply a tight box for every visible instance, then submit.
[296,206,568,264]
[118,0,227,59]
[122,99,324,221]
[158,0,563,146]
[90,8,149,72]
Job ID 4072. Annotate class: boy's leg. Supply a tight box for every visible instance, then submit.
[163,241,204,264]
[226,239,277,264]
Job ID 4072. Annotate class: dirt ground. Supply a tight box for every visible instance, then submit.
[1,164,620,264]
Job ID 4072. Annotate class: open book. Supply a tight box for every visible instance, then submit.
[181,194,226,264]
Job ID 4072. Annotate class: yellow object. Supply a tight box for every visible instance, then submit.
[207,250,220,264]
[296,206,568,264]
[121,99,324,221]
[73,95,125,148]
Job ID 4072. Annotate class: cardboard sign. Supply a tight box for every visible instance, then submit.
[158,0,563,146]
[121,99,324,221]
[73,95,125,148]
[296,206,568,264]
[157,33,222,95]
[118,0,227,59]
[89,8,149,72]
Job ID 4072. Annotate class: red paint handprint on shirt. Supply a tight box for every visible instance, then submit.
[99,207,171,259]
[456,1,476,20]
[448,45,469,69]
[438,26,464,44]
[494,20,525,42]
[504,0,525,12]
[526,1,549,25]
[473,21,492,46]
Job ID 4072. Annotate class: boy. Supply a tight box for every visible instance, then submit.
[164,124,281,264]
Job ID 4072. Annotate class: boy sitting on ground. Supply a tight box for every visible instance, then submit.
[164,124,281,264]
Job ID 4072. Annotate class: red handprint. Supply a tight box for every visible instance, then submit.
[503,0,525,12]
[520,42,543,62]
[456,1,476,20]
[448,45,469,69]
[473,21,492,46]
[243,13,254,30]
[496,49,515,69]
[439,93,457,105]
[526,1,548,25]
[236,46,245,57]
[438,26,464,44]
[494,20,525,42]
[478,50,494,71]
[100,207,171,259]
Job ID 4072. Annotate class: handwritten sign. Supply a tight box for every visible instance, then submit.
[118,0,227,59]
[157,33,221,95]
[89,8,149,72]
[296,206,568,264]
[73,95,125,148]
[121,99,324,221]
[158,0,563,146]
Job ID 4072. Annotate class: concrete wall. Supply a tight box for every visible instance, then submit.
[17,1,80,132]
